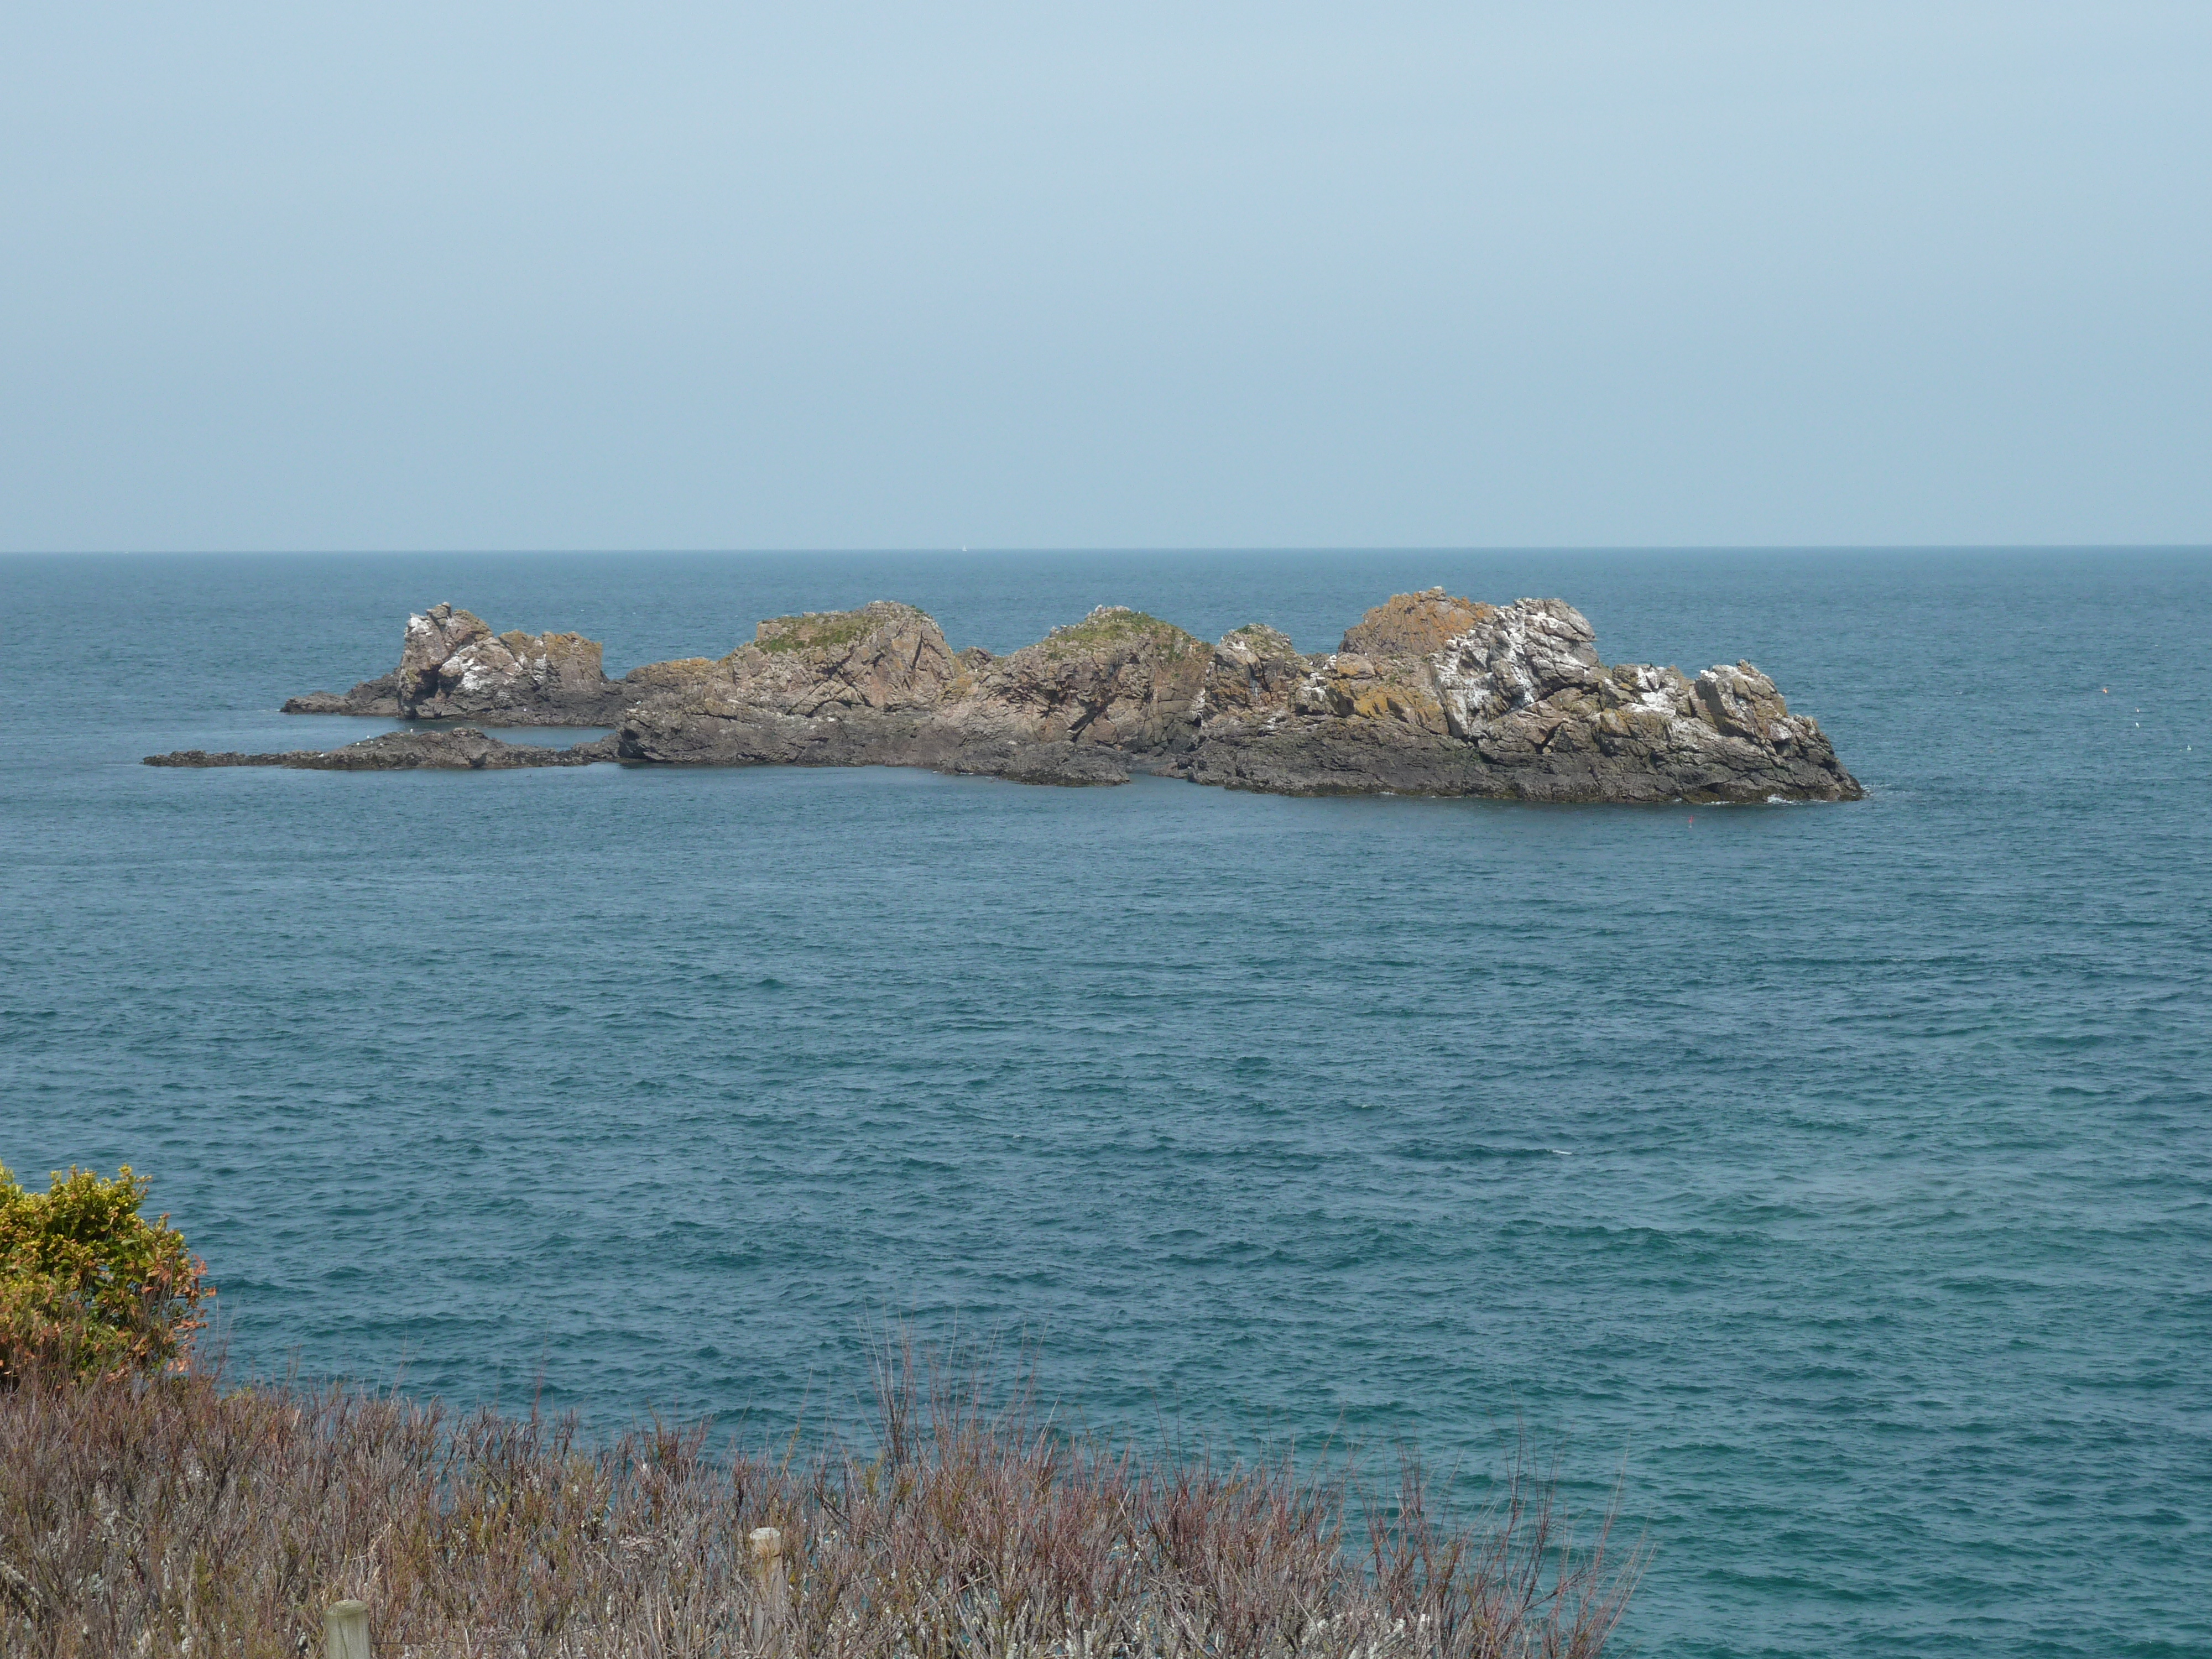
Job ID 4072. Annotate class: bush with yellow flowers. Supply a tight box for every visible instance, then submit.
[0,1163,212,1383]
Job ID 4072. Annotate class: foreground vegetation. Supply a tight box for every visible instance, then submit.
[0,1351,1637,1659]
[0,1166,1638,1656]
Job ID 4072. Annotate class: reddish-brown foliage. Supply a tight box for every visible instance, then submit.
[0,1343,1640,1658]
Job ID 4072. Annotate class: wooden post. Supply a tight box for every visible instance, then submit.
[749,1525,789,1652]
[324,1600,371,1659]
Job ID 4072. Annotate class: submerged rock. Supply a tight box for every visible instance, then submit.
[146,729,618,770]
[259,591,1863,802]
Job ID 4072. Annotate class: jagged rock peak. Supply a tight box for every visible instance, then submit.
[1429,597,1604,736]
[395,602,617,722]
[1692,661,1802,744]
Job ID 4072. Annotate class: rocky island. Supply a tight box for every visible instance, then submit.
[148,591,1862,801]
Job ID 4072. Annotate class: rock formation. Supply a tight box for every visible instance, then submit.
[283,603,638,723]
[227,591,1864,801]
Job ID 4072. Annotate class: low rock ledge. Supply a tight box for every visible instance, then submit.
[146,730,618,771]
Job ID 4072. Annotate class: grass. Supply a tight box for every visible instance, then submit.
[0,1342,1641,1658]
[1039,611,1204,660]
[753,608,916,655]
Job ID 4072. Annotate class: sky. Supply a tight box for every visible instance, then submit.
[3,2,2208,552]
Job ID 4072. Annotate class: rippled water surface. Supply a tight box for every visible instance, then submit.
[3,550,2208,1658]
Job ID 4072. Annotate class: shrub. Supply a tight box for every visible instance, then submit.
[0,1342,1641,1658]
[0,1164,212,1384]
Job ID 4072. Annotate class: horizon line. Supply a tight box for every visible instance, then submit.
[7,542,2211,559]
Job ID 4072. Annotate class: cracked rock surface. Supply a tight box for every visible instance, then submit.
[249,591,1862,801]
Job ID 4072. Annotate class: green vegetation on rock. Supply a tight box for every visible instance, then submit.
[754,605,927,655]
[1040,608,1203,659]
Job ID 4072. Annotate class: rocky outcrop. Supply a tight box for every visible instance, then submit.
[284,603,639,724]
[1180,591,1854,802]
[265,591,1862,801]
[1337,588,1495,660]
[610,603,1211,786]
[147,729,617,770]
[391,603,635,722]
[613,602,963,767]
[926,607,1211,785]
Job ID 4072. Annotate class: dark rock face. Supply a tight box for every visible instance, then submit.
[972,608,1211,754]
[263,591,1863,802]
[281,672,403,717]
[614,602,963,766]
[147,730,617,770]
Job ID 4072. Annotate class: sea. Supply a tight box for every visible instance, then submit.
[1,549,2206,1658]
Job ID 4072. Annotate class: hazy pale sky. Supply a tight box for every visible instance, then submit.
[4,2,2207,551]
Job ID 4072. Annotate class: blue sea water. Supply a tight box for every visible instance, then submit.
[2,549,2208,1658]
